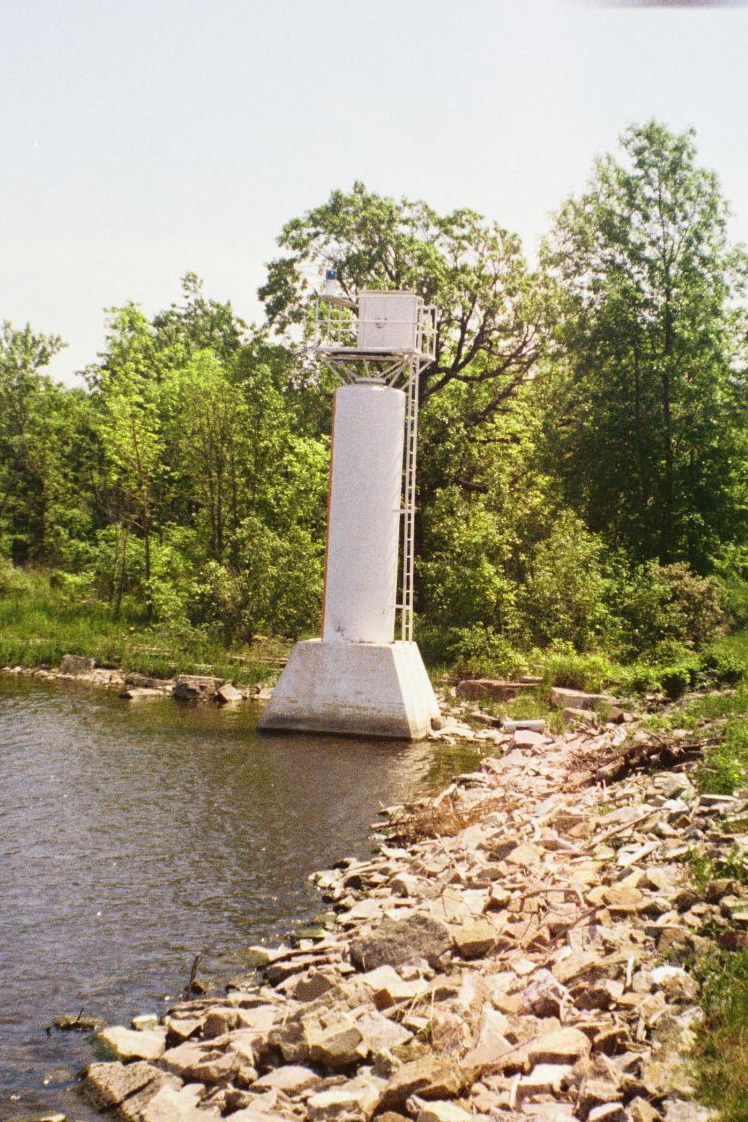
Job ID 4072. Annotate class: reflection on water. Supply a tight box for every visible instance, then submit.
[0,677,481,1119]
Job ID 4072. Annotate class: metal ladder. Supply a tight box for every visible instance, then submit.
[399,357,419,643]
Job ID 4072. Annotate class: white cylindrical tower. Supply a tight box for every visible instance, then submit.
[258,288,441,739]
[322,383,405,644]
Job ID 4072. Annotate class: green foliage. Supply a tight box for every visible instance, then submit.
[693,949,748,1122]
[516,513,614,651]
[713,544,748,628]
[699,646,745,687]
[539,643,620,693]
[689,848,747,892]
[0,567,282,685]
[615,561,725,656]
[697,718,748,795]
[541,120,748,570]
[260,182,539,420]
[420,489,518,634]
[446,626,531,681]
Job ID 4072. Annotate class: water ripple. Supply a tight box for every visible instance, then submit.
[0,677,481,1120]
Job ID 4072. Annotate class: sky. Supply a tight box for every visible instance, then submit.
[2,0,748,384]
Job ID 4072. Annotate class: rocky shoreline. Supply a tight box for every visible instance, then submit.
[1,657,272,704]
[78,702,748,1122]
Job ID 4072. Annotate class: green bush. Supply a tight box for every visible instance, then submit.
[515,514,614,652]
[700,647,746,687]
[621,662,662,695]
[447,625,531,680]
[658,664,695,700]
[616,561,724,656]
[539,642,619,692]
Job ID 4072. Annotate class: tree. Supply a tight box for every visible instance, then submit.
[88,305,166,613]
[541,121,748,569]
[0,322,68,560]
[171,351,247,562]
[259,183,539,424]
[152,272,247,364]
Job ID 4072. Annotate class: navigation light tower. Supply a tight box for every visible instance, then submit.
[258,286,441,739]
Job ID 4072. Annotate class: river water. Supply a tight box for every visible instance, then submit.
[0,677,479,1120]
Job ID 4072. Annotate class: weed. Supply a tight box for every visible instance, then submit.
[695,718,748,795]
[692,949,748,1122]
[385,792,501,845]
[687,848,746,892]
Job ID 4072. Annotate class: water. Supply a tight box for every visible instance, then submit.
[0,677,480,1119]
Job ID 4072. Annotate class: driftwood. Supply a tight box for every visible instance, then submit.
[183,953,205,997]
[587,734,713,785]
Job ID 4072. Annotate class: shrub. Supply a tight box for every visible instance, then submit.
[700,647,746,688]
[616,561,724,656]
[659,664,695,700]
[539,642,619,692]
[447,626,531,680]
[515,514,614,652]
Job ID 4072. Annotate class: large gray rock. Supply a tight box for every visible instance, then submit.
[350,914,452,970]
[550,687,618,711]
[173,676,225,702]
[96,1025,167,1062]
[82,1061,173,1112]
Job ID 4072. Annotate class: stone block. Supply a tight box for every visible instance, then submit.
[82,1061,167,1112]
[95,1026,167,1062]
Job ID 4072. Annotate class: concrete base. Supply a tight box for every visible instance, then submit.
[257,639,440,740]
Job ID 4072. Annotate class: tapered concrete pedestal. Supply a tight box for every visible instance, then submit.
[257,639,440,740]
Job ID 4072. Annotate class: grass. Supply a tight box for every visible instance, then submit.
[692,950,748,1122]
[688,848,747,893]
[0,567,288,686]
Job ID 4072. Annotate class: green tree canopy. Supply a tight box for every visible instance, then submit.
[541,120,748,569]
[0,321,73,561]
[259,182,539,423]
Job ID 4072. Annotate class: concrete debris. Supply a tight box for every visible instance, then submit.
[82,702,744,1122]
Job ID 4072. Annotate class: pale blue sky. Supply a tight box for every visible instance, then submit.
[2,0,748,383]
